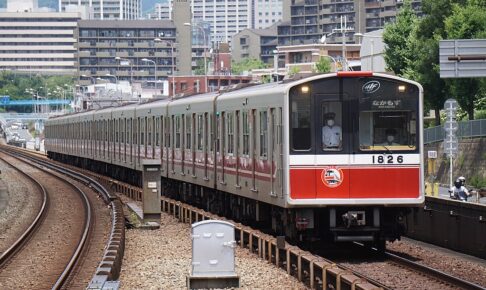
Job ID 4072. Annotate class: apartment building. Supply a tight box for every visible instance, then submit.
[232,25,278,65]
[77,20,178,85]
[278,0,421,46]
[146,2,172,20]
[146,0,283,44]
[59,0,141,20]
[0,11,79,75]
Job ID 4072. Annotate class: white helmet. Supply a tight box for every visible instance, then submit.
[458,176,466,186]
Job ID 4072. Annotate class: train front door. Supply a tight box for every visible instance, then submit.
[314,79,351,199]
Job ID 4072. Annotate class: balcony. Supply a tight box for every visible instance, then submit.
[134,71,150,76]
[117,71,131,76]
[381,10,396,18]
[96,52,111,57]
[97,42,112,48]
[135,42,149,48]
[134,52,149,57]
[79,51,90,57]
[116,42,129,48]
[116,52,129,57]
[155,52,172,57]
[78,42,91,48]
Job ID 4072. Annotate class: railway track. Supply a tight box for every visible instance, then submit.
[1,145,125,288]
[384,249,485,290]
[0,149,92,289]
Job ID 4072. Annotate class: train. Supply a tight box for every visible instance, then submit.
[45,72,424,250]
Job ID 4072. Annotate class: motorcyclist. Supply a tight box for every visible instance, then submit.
[450,178,470,201]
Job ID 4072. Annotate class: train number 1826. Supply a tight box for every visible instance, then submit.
[372,155,404,164]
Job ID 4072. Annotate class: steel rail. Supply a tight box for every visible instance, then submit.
[353,242,485,290]
[5,145,125,284]
[385,251,485,290]
[0,147,92,289]
[0,155,49,268]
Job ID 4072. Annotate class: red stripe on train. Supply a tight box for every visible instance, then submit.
[290,167,420,199]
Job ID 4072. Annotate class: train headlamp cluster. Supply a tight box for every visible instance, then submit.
[301,85,309,93]
[398,85,406,93]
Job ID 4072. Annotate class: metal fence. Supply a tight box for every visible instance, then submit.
[424,119,486,144]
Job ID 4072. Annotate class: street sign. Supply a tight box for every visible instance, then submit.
[440,39,486,78]
[444,98,459,111]
[443,120,458,132]
[0,95,10,104]
[428,150,437,159]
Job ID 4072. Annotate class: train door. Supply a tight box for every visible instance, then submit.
[235,110,241,188]
[203,112,209,180]
[269,108,279,196]
[142,117,146,162]
[219,112,226,185]
[250,109,257,192]
[171,115,176,174]
[161,117,165,168]
[181,114,186,176]
[153,116,157,159]
[314,88,350,199]
[192,113,196,177]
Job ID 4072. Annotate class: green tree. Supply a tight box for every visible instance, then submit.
[231,58,266,75]
[288,66,301,77]
[405,0,466,125]
[444,0,486,119]
[383,0,418,76]
[194,59,206,75]
[314,57,332,73]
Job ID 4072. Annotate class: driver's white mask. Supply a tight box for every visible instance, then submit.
[387,135,394,142]
[327,119,334,127]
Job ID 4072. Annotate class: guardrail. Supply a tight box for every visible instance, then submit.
[424,119,486,144]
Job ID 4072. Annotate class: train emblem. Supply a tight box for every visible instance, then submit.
[321,166,344,188]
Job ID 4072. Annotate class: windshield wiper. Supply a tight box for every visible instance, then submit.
[383,145,393,154]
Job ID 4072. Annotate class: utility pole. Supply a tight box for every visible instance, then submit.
[332,16,354,71]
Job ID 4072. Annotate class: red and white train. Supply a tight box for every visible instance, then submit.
[45,72,424,249]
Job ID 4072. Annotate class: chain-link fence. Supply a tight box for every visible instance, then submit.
[424,119,486,144]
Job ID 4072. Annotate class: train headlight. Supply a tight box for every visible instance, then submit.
[398,85,406,93]
[301,85,309,93]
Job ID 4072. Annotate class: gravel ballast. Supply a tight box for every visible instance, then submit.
[119,211,309,290]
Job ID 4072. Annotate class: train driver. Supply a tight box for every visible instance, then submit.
[322,112,342,150]
[381,128,400,146]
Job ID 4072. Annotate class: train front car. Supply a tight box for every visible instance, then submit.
[287,72,423,249]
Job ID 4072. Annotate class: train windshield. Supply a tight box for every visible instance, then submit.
[358,79,418,151]
[289,76,420,154]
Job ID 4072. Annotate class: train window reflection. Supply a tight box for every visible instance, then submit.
[359,111,417,151]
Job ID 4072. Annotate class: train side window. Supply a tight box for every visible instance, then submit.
[216,113,222,153]
[197,114,203,151]
[260,110,268,158]
[242,111,249,156]
[290,86,312,151]
[147,117,152,146]
[175,115,181,149]
[140,117,145,146]
[186,114,192,150]
[227,111,234,154]
[133,118,137,145]
[166,116,171,148]
[156,117,160,147]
